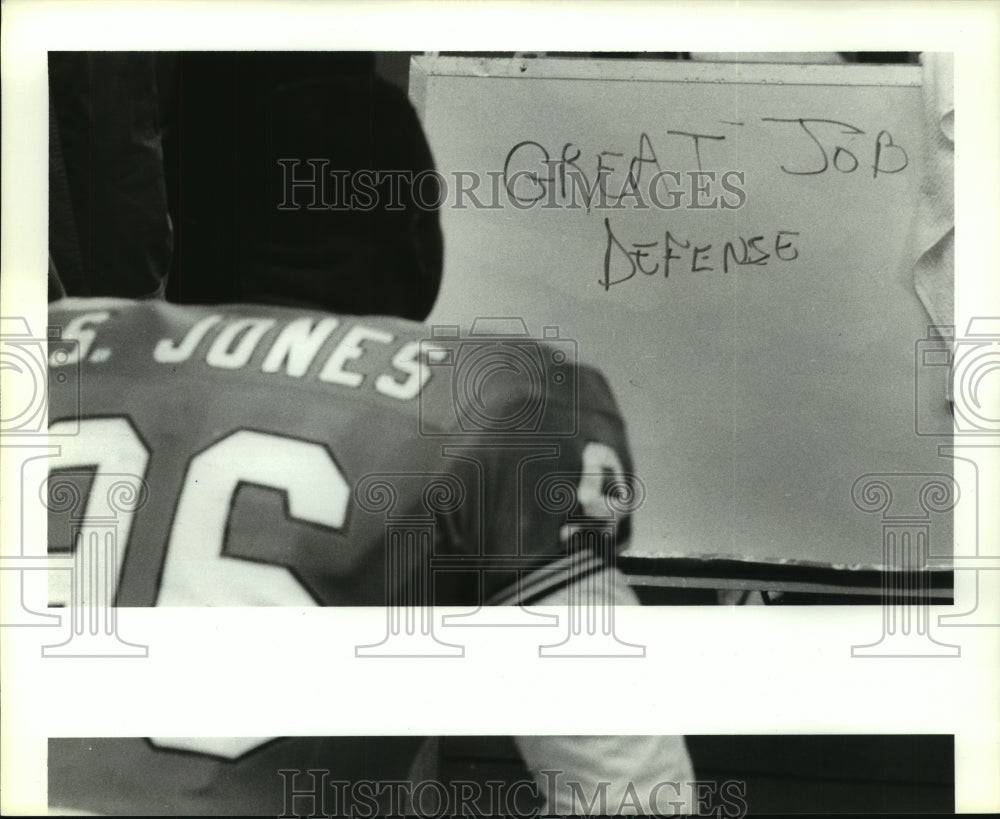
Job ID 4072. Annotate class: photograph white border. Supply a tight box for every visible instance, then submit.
[2,1,998,814]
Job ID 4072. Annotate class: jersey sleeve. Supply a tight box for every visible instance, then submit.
[431,360,638,608]
[514,735,695,816]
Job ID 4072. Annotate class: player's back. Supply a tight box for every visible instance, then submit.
[47,298,476,607]
[47,298,631,609]
[45,297,640,816]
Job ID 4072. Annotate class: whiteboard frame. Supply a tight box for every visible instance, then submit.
[411,57,923,117]
[408,52,941,581]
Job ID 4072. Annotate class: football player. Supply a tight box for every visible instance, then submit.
[45,295,694,815]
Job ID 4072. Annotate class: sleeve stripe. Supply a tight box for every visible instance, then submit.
[487,550,607,606]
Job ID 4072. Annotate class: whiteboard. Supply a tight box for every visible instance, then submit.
[412,56,956,571]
